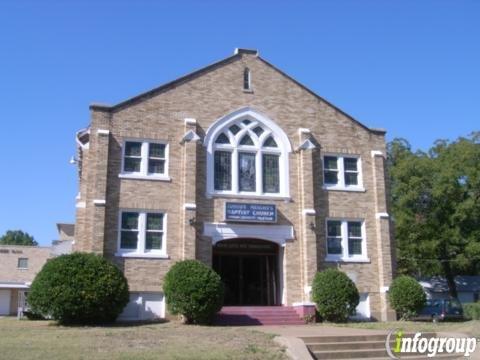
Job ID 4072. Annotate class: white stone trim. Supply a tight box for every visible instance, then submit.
[203,222,294,247]
[380,286,390,293]
[93,199,106,206]
[118,174,171,182]
[114,253,169,259]
[184,203,196,210]
[304,285,312,295]
[298,128,311,135]
[292,301,316,307]
[0,283,29,289]
[181,129,201,143]
[97,129,110,135]
[376,212,389,219]
[371,150,384,157]
[184,118,197,125]
[296,139,316,151]
[76,201,86,208]
[302,209,316,216]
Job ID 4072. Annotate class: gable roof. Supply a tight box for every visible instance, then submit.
[90,48,385,135]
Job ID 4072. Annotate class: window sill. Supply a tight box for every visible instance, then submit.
[325,256,370,263]
[119,174,171,182]
[208,192,291,202]
[115,252,170,259]
[322,185,366,192]
[243,89,254,94]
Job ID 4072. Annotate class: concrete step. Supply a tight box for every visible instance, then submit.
[214,305,305,325]
[308,340,394,351]
[301,332,436,344]
[311,348,459,359]
[363,356,461,360]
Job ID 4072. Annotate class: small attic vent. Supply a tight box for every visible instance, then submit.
[243,68,251,91]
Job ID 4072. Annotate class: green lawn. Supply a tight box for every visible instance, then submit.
[335,320,480,338]
[0,318,287,360]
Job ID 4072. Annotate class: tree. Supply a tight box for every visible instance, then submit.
[388,132,480,298]
[0,230,37,246]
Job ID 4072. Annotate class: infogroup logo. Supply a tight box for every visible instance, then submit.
[385,329,477,358]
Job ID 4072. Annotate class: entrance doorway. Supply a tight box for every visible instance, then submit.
[212,238,279,306]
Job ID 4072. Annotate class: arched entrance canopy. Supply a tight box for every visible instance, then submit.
[203,223,294,247]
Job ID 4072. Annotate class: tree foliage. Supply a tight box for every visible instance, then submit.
[311,268,360,322]
[0,230,37,246]
[388,275,426,320]
[164,260,224,324]
[28,253,129,325]
[388,133,480,297]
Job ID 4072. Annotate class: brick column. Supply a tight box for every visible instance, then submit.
[371,150,396,321]
[180,118,200,260]
[297,129,318,304]
[86,107,111,255]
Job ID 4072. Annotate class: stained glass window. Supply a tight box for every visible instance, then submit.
[238,152,256,191]
[263,154,279,193]
[214,151,232,190]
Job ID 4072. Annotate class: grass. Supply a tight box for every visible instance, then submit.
[334,320,480,338]
[0,317,287,360]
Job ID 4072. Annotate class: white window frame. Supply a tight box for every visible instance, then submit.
[322,154,364,192]
[205,107,291,199]
[325,218,369,262]
[119,139,170,181]
[116,210,168,258]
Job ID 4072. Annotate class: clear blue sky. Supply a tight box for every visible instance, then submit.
[0,1,478,245]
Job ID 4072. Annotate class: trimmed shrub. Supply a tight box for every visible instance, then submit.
[164,260,224,324]
[388,275,426,320]
[311,268,360,322]
[464,302,480,320]
[28,252,129,325]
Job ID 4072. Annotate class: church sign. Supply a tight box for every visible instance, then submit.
[224,202,277,223]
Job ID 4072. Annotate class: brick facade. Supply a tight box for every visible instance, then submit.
[74,49,396,321]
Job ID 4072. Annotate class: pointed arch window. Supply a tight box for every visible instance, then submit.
[207,109,291,197]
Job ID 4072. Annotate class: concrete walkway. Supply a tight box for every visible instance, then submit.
[248,324,480,360]
[248,324,389,360]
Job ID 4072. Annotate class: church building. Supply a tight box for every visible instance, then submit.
[73,48,395,322]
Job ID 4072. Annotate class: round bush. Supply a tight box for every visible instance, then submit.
[164,260,224,324]
[464,302,480,320]
[28,252,129,325]
[311,268,360,322]
[388,275,426,320]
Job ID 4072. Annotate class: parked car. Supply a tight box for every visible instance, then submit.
[414,299,464,322]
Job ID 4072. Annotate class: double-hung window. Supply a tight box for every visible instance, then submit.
[323,155,363,191]
[118,211,167,257]
[121,140,169,180]
[325,219,368,262]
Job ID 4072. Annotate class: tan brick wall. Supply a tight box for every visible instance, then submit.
[75,51,394,319]
[0,246,51,283]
